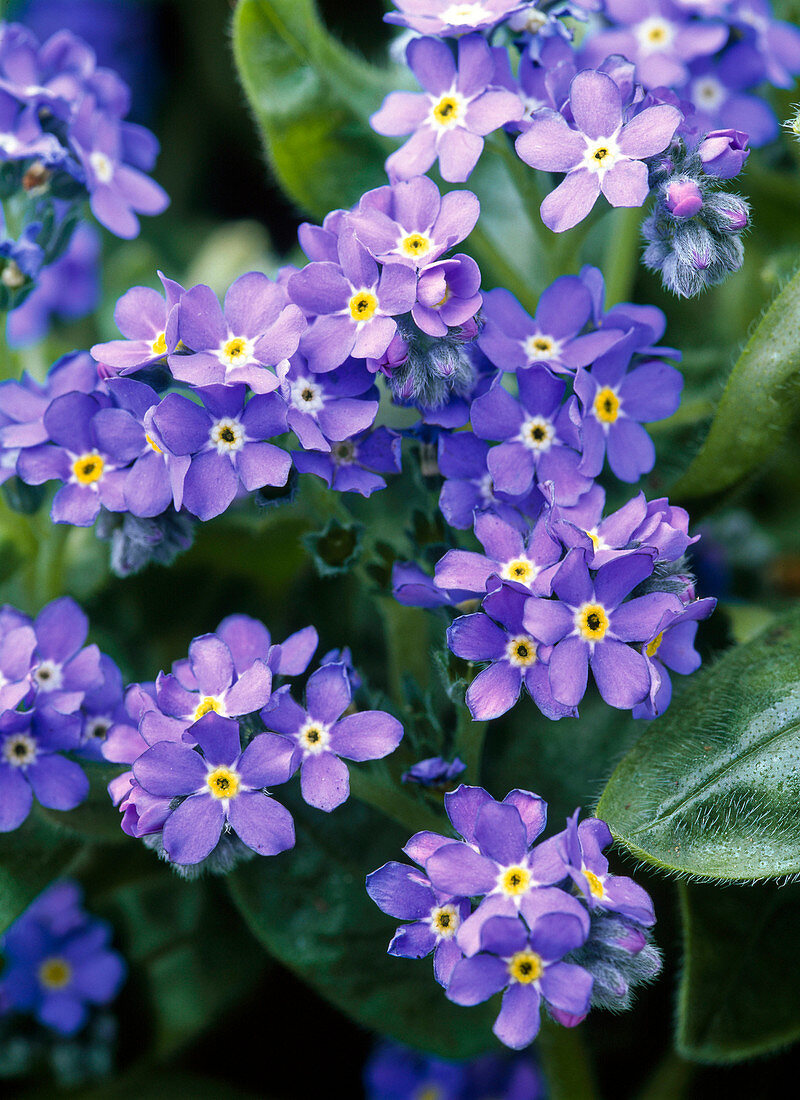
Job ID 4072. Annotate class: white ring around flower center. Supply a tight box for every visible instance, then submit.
[635,16,676,53]
[298,720,330,754]
[520,416,555,452]
[582,134,622,176]
[2,733,38,767]
[33,660,63,692]
[218,334,256,370]
[289,377,325,414]
[210,417,245,454]
[89,151,114,184]
[691,76,727,112]
[442,2,490,26]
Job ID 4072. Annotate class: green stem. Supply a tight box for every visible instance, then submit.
[378,596,433,699]
[453,704,487,786]
[634,1051,694,1100]
[537,1018,599,1100]
[602,206,644,306]
[349,767,446,836]
[32,518,70,606]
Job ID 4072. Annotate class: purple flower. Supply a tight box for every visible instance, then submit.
[730,0,800,90]
[0,880,125,1035]
[279,354,379,452]
[557,814,657,924]
[90,272,183,375]
[349,175,480,271]
[0,351,99,481]
[413,253,482,337]
[76,653,128,761]
[392,561,474,608]
[579,263,680,361]
[402,756,467,787]
[16,391,140,526]
[151,384,291,521]
[551,488,699,568]
[434,508,562,598]
[574,332,683,483]
[478,281,623,376]
[371,35,523,183]
[523,548,684,709]
[30,596,102,714]
[633,596,716,718]
[366,857,470,986]
[133,713,296,865]
[437,430,540,530]
[448,586,576,720]
[0,709,88,832]
[516,69,682,231]
[70,94,169,239]
[0,615,36,712]
[384,1,527,36]
[446,910,592,1048]
[685,53,779,147]
[262,662,404,812]
[580,0,729,90]
[213,614,319,679]
[294,426,402,497]
[470,367,592,505]
[153,631,273,732]
[288,232,417,372]
[170,273,306,393]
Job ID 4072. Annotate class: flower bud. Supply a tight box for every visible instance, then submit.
[698,128,749,179]
[664,177,703,219]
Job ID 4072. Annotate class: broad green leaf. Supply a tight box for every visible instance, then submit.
[228,794,499,1059]
[596,611,800,881]
[0,812,82,934]
[677,880,800,1062]
[672,268,800,499]
[232,0,393,218]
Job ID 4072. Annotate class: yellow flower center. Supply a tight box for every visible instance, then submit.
[499,864,531,896]
[146,433,162,454]
[193,696,222,722]
[508,949,543,984]
[221,336,251,367]
[502,559,535,584]
[72,452,104,484]
[349,291,378,322]
[206,766,240,800]
[38,957,72,990]
[594,387,620,423]
[524,334,557,362]
[645,632,664,658]
[430,904,460,938]
[151,331,167,356]
[583,869,605,899]
[400,232,431,260]
[432,95,461,128]
[576,603,610,642]
[299,722,329,754]
[505,636,537,668]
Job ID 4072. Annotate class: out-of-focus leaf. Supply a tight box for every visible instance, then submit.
[677,880,800,1062]
[672,268,800,499]
[232,0,394,218]
[228,794,500,1059]
[39,762,127,844]
[597,611,800,881]
[0,813,82,934]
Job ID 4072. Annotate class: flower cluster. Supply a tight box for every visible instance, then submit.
[0,19,168,309]
[0,596,127,832]
[0,880,125,1036]
[393,263,714,720]
[104,613,403,870]
[580,0,800,147]
[367,784,660,1050]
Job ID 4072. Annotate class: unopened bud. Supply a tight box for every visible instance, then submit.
[664,177,703,219]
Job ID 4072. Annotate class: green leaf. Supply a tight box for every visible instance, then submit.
[596,610,800,882]
[228,795,499,1059]
[671,268,800,500]
[677,880,800,1062]
[0,812,82,934]
[232,0,393,218]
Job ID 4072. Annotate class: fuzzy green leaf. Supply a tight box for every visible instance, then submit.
[232,0,393,218]
[596,610,800,882]
[677,880,800,1062]
[227,794,499,1059]
[672,268,800,499]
